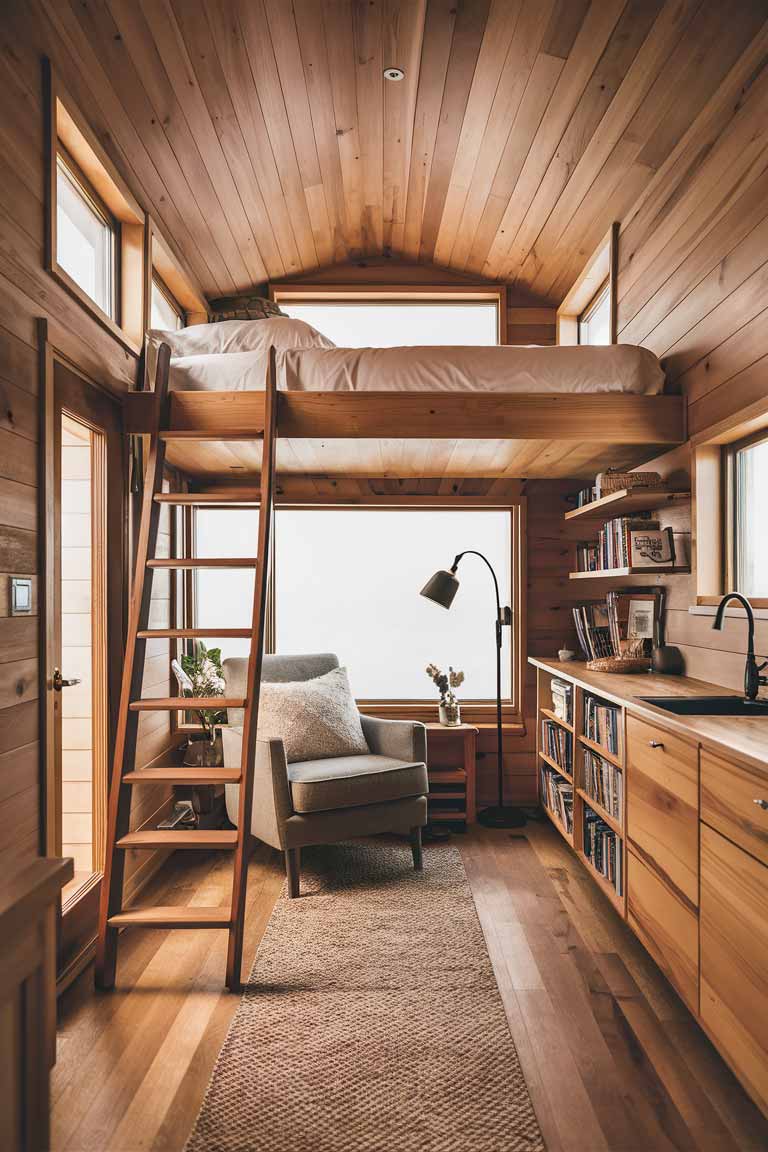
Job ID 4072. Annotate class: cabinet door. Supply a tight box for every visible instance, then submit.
[628,848,698,1012]
[626,715,698,906]
[701,824,768,1115]
[701,748,768,867]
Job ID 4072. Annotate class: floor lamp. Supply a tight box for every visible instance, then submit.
[421,551,526,829]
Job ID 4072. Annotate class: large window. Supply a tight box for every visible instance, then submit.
[577,281,611,346]
[281,301,498,347]
[728,431,768,599]
[56,153,116,319]
[151,273,184,331]
[190,507,517,709]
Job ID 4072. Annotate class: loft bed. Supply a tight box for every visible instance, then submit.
[125,323,685,482]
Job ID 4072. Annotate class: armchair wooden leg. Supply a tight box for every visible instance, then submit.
[410,826,423,871]
[285,847,301,898]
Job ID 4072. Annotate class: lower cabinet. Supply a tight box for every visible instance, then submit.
[700,823,768,1116]
[627,847,698,1013]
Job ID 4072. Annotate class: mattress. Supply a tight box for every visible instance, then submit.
[166,344,665,396]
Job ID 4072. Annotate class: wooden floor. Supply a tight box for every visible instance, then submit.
[53,823,768,1152]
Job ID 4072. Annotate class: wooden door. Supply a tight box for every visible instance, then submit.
[44,358,125,979]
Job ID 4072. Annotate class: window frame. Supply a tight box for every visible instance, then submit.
[56,147,119,323]
[270,283,507,344]
[182,500,525,727]
[577,279,610,346]
[150,270,185,331]
[45,60,146,353]
[723,427,768,605]
[557,223,618,346]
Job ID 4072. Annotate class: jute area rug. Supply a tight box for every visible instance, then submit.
[186,839,545,1152]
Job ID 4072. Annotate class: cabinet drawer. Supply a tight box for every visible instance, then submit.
[626,714,698,906]
[628,848,698,1012]
[701,824,768,1115]
[701,749,768,867]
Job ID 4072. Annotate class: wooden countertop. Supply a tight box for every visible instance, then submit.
[529,657,768,774]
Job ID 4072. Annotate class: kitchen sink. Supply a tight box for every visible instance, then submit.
[640,695,768,716]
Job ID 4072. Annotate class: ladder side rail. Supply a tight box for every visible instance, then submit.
[95,342,172,988]
[225,347,278,991]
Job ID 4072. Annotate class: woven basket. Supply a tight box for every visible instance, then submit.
[586,656,650,674]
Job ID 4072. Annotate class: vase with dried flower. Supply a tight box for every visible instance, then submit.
[172,643,227,766]
[426,663,465,726]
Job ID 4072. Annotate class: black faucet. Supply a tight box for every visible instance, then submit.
[712,592,768,702]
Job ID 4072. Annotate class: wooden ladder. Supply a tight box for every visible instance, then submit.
[95,345,277,993]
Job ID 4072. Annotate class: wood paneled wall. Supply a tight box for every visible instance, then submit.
[0,7,174,883]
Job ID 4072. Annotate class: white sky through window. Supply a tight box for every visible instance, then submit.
[282,302,497,347]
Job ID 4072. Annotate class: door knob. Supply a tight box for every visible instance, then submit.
[53,668,81,691]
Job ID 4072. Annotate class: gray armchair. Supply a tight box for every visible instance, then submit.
[221,654,428,897]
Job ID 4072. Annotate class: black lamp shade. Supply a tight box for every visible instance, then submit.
[420,568,459,610]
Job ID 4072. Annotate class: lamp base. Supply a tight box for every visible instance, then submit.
[478,804,527,829]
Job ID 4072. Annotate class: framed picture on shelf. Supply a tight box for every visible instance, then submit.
[629,526,675,568]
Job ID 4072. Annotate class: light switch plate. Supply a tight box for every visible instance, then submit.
[10,577,32,616]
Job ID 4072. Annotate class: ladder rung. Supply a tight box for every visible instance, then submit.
[154,492,261,505]
[147,558,257,569]
[108,906,232,929]
[117,830,238,850]
[123,767,242,785]
[137,629,252,639]
[129,698,245,711]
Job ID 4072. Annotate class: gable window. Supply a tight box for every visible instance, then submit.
[281,301,499,347]
[578,281,611,346]
[151,273,184,331]
[188,505,521,721]
[727,430,768,599]
[56,153,116,319]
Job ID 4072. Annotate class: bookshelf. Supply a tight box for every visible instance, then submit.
[536,664,626,912]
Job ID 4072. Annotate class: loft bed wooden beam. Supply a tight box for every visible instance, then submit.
[126,388,684,444]
[125,387,685,481]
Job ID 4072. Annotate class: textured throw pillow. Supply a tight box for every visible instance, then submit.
[209,294,285,321]
[258,666,369,763]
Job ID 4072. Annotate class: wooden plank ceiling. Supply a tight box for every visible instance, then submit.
[31,0,768,304]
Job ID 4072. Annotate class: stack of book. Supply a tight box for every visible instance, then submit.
[550,678,573,725]
[583,807,623,895]
[573,603,614,661]
[582,749,623,822]
[577,515,670,572]
[575,484,598,508]
[540,765,574,833]
[541,719,572,773]
[584,694,620,754]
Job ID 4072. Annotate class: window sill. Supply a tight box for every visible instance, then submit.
[49,262,142,357]
[690,602,768,619]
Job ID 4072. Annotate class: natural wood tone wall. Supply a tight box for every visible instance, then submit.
[0,7,182,883]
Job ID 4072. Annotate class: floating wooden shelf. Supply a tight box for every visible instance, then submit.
[578,733,622,768]
[569,565,687,580]
[577,788,623,837]
[564,488,690,522]
[538,750,573,782]
[540,705,573,732]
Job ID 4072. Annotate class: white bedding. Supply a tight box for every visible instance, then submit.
[167,344,665,396]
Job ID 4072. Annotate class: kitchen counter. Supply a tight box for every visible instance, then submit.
[529,658,768,773]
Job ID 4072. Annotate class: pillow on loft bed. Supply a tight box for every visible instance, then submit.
[149,315,335,359]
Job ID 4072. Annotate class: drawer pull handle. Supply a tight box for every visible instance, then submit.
[649,740,665,750]
[754,798,768,811]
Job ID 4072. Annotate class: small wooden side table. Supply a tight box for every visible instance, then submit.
[424,723,478,825]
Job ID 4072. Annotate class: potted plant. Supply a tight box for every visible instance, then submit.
[426,663,465,726]
[172,642,227,766]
